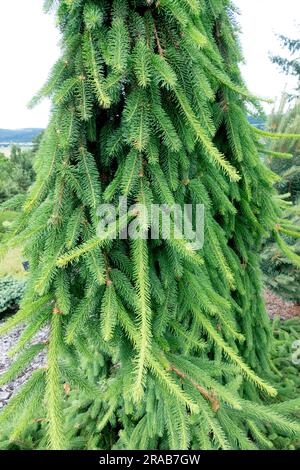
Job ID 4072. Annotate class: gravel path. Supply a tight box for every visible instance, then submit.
[0,321,48,409]
[264,289,300,320]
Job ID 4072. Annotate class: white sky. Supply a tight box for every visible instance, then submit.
[0,0,299,129]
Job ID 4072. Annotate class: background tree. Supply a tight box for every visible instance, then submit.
[262,29,300,302]
[271,29,300,99]
[0,145,36,204]
[0,0,300,451]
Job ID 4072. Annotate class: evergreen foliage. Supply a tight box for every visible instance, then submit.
[261,95,300,302]
[1,0,300,450]
[269,317,300,450]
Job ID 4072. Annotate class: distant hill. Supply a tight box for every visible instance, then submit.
[248,116,265,130]
[0,128,44,144]
[0,120,264,144]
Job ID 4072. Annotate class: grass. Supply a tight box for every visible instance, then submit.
[0,210,26,279]
[0,246,26,279]
[0,147,11,157]
[0,211,18,230]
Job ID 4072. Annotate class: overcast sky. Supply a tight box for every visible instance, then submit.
[0,0,299,129]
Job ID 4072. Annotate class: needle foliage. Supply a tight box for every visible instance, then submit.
[0,0,300,450]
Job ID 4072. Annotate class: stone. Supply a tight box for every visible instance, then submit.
[0,391,10,400]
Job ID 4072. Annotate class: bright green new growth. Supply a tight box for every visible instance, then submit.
[0,0,300,450]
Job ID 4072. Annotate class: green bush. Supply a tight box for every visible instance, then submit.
[0,277,26,317]
[261,96,300,302]
[268,317,300,450]
[262,206,300,303]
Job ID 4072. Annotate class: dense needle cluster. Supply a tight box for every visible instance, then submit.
[0,0,300,450]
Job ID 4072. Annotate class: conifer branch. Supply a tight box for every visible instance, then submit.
[169,364,220,412]
[253,127,300,139]
[46,314,66,450]
[131,239,152,401]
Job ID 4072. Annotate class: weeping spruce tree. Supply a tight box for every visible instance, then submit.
[1,0,300,451]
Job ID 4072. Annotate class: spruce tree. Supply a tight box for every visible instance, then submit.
[1,0,300,450]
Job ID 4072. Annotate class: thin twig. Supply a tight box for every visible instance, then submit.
[154,21,164,57]
[169,364,220,413]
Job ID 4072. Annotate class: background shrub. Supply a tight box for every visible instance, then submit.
[0,277,26,317]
